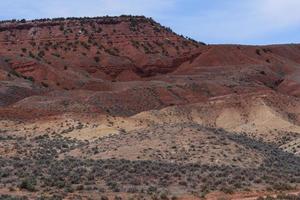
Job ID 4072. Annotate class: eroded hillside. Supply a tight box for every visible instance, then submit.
[0,16,300,200]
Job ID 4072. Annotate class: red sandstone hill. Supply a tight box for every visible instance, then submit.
[0,15,300,119]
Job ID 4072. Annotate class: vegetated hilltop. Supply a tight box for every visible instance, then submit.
[0,16,300,199]
[0,15,203,110]
[0,16,201,85]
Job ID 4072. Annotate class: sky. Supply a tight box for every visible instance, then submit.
[0,0,300,45]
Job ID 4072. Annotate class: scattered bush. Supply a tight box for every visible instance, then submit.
[94,56,100,63]
[19,178,36,192]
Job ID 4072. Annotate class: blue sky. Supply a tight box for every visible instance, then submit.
[1,0,300,45]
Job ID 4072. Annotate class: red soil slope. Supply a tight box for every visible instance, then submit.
[0,16,300,119]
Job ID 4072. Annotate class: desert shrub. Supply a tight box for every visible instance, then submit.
[38,51,45,58]
[76,184,84,190]
[41,82,49,88]
[94,56,100,63]
[51,53,60,57]
[107,181,120,192]
[80,41,90,50]
[10,69,20,77]
[29,41,36,47]
[263,48,272,53]
[105,48,119,56]
[114,196,122,200]
[129,18,138,31]
[220,185,234,194]
[29,51,35,58]
[26,76,35,82]
[0,195,28,200]
[19,178,36,192]
[256,49,261,55]
[101,196,109,200]
[160,192,169,200]
[256,195,300,200]
[59,24,64,31]
[271,182,293,191]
